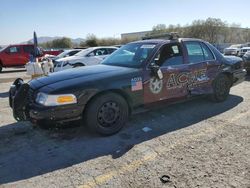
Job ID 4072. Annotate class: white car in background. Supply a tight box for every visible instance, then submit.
[223,44,243,56]
[238,47,250,57]
[54,46,118,72]
[52,49,83,62]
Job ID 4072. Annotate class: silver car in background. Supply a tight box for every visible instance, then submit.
[224,44,244,56]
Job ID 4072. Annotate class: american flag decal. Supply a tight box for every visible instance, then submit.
[131,77,143,91]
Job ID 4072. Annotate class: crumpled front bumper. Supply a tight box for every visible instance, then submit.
[9,78,30,121]
[29,104,84,124]
[9,78,84,124]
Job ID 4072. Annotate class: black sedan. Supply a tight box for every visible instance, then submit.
[9,36,247,135]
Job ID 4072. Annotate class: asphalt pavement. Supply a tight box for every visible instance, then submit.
[0,70,249,188]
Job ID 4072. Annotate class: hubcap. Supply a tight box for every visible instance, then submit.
[97,101,120,127]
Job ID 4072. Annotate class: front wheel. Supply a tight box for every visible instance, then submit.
[84,93,129,135]
[211,74,231,102]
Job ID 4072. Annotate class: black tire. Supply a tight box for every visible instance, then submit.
[211,74,231,102]
[84,93,129,135]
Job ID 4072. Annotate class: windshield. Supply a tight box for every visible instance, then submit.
[0,46,7,52]
[74,48,92,57]
[102,43,156,68]
[56,50,71,58]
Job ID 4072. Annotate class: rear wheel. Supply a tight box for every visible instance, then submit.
[211,74,231,102]
[84,93,129,135]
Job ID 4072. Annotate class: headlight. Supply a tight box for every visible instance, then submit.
[35,92,77,106]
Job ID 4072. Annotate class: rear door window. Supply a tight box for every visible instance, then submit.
[186,42,204,64]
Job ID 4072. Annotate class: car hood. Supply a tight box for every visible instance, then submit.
[223,55,242,65]
[29,64,139,90]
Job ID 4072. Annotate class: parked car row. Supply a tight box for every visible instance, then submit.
[224,43,250,57]
[53,46,118,72]
[0,43,118,73]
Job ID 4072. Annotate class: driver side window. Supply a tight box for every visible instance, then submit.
[8,46,20,53]
[157,43,184,67]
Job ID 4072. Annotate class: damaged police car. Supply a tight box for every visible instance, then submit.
[9,35,247,135]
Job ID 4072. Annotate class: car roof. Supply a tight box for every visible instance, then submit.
[9,44,33,47]
[229,44,242,48]
[64,49,82,52]
[241,47,250,49]
[88,46,118,50]
[130,38,205,45]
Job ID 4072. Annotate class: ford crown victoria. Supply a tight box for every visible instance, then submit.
[9,37,246,135]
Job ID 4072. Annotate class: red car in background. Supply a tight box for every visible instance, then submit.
[0,44,62,72]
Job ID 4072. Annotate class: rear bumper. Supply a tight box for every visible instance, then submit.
[232,69,247,86]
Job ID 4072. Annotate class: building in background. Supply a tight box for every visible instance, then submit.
[121,31,150,40]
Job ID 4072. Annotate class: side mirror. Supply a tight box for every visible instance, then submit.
[149,63,163,80]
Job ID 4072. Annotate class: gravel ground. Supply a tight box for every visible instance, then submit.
[0,72,249,188]
[0,68,29,83]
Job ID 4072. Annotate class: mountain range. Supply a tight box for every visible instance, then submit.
[25,36,85,44]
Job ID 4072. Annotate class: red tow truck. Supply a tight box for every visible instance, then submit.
[0,44,62,72]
